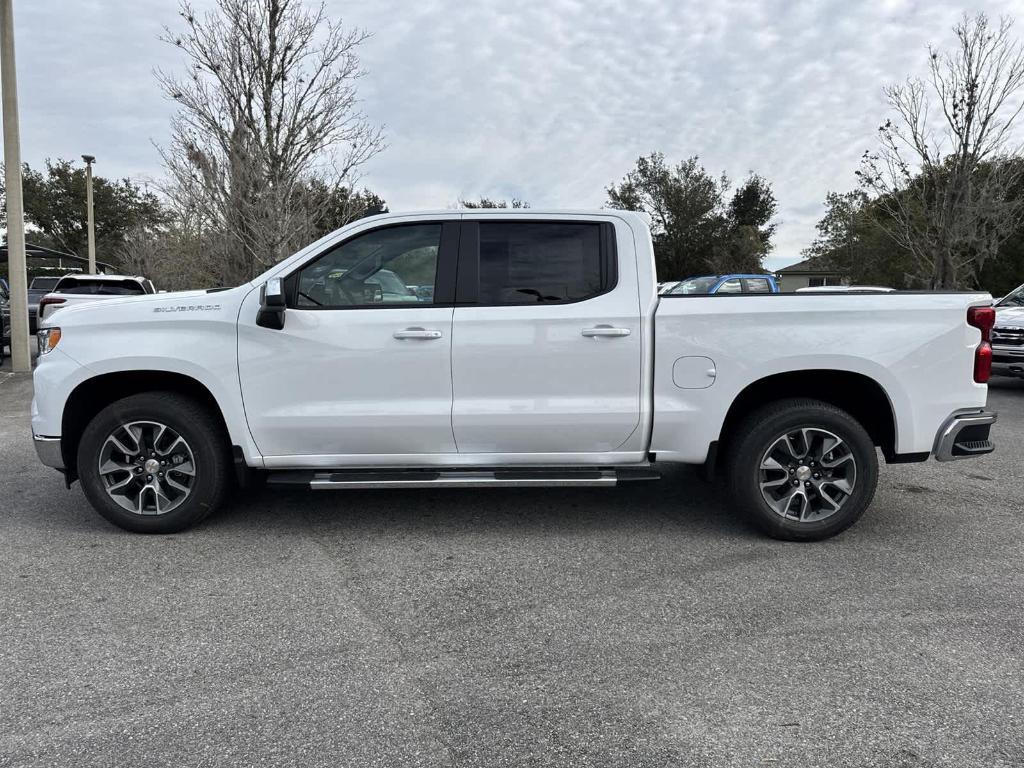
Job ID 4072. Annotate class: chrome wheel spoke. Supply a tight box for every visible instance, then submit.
[157,435,186,457]
[168,460,196,477]
[165,474,191,494]
[106,473,135,493]
[99,420,196,516]
[109,430,140,458]
[99,458,133,476]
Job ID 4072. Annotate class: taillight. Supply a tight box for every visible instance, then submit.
[967,305,996,383]
[39,297,67,308]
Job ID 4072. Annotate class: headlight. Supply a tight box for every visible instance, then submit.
[37,327,61,355]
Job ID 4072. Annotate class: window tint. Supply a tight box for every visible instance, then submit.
[294,224,441,308]
[55,278,147,296]
[742,278,771,293]
[716,279,742,294]
[477,222,608,304]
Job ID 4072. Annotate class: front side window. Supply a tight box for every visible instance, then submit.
[477,222,608,305]
[294,224,441,308]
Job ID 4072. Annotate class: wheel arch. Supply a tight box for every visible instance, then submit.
[61,370,233,484]
[716,370,900,468]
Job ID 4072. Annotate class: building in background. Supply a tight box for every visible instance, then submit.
[775,258,847,292]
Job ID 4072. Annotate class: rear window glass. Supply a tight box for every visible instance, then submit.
[31,277,60,290]
[742,278,772,293]
[55,278,147,296]
[477,222,609,305]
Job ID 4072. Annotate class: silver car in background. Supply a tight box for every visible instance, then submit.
[992,282,1024,378]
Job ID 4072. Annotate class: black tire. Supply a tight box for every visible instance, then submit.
[725,398,879,541]
[77,392,230,533]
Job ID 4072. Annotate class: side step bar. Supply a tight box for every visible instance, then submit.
[267,467,661,490]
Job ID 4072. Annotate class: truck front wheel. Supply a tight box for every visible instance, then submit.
[77,392,230,533]
[725,398,879,541]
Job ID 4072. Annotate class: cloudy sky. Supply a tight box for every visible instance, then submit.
[9,0,1024,269]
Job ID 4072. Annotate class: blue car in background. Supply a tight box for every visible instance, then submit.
[663,274,779,295]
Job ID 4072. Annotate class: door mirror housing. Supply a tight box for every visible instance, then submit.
[257,277,286,330]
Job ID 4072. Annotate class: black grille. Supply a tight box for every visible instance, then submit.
[992,326,1024,346]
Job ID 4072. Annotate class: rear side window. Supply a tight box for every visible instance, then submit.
[742,278,772,293]
[55,278,147,296]
[476,222,612,305]
[716,279,742,294]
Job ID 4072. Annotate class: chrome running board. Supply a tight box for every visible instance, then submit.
[266,467,660,490]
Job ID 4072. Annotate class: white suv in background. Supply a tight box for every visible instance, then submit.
[37,275,156,326]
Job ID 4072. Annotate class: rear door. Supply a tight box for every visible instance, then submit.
[451,217,643,455]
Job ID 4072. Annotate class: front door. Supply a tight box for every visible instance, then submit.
[451,218,643,455]
[238,221,460,462]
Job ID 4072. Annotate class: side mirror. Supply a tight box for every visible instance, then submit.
[257,277,286,330]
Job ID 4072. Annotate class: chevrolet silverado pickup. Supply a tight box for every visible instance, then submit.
[31,210,998,540]
[992,282,1024,378]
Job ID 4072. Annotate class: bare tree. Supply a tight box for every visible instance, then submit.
[857,13,1024,288]
[157,0,384,284]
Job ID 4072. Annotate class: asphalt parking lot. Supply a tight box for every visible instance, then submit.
[1,367,1022,768]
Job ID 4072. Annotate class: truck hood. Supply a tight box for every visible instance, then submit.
[43,287,244,326]
[995,305,1024,327]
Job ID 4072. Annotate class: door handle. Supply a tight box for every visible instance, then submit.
[393,327,443,340]
[581,326,631,338]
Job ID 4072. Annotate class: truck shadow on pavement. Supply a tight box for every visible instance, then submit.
[207,464,761,540]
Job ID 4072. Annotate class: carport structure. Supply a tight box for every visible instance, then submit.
[0,243,115,275]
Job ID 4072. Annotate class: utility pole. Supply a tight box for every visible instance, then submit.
[82,154,96,275]
[1,0,32,372]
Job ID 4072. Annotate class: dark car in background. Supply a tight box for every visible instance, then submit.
[26,276,62,333]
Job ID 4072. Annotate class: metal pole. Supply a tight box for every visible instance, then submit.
[1,0,31,372]
[82,154,96,275]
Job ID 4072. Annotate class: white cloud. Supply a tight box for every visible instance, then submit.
[11,0,1024,267]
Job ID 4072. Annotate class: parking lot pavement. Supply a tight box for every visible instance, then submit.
[1,372,1022,768]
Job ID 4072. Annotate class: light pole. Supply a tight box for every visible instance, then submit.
[1,0,32,372]
[82,154,96,275]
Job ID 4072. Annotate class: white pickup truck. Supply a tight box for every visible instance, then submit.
[32,210,998,540]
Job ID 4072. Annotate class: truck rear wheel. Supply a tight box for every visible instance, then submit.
[725,398,879,541]
[77,392,230,533]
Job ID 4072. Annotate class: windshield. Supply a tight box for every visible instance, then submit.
[30,277,60,291]
[997,284,1024,308]
[669,277,719,295]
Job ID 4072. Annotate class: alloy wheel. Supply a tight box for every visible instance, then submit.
[758,427,857,523]
[97,421,197,515]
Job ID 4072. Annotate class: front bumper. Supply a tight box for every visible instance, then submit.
[934,410,997,462]
[33,434,64,469]
[992,345,1024,377]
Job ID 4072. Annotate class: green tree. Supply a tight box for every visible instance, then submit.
[1,159,166,261]
[804,191,916,288]
[606,153,777,280]
[857,13,1024,288]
